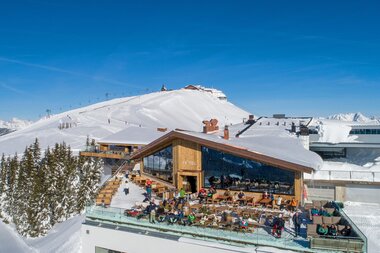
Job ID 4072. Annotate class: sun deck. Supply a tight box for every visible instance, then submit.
[86,174,367,253]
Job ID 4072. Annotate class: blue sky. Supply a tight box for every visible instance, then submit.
[0,0,379,121]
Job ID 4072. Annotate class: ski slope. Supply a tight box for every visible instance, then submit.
[0,89,250,156]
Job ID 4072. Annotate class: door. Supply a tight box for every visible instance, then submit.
[182,176,197,193]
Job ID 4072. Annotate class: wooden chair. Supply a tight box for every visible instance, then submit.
[307,224,318,237]
[313,216,323,225]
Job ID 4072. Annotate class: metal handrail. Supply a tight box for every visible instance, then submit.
[306,170,380,183]
[333,201,368,253]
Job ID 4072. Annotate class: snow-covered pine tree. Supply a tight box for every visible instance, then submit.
[0,155,6,193]
[76,155,91,213]
[62,145,79,219]
[25,139,52,237]
[14,146,34,236]
[88,156,102,201]
[0,154,6,216]
[4,155,18,217]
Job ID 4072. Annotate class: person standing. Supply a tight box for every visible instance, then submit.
[292,212,302,237]
[124,180,129,195]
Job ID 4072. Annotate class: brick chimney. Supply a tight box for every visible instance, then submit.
[203,118,219,133]
[202,120,211,133]
[223,125,229,140]
[157,127,167,132]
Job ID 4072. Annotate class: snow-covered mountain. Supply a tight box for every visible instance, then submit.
[327,112,379,124]
[0,118,33,130]
[0,118,33,137]
[0,89,250,156]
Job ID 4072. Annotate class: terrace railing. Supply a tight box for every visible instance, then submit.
[86,205,315,253]
[305,170,380,183]
[333,202,368,253]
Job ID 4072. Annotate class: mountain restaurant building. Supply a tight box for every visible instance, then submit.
[131,118,323,204]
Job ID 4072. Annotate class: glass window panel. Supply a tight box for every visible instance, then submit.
[202,146,295,195]
[143,145,173,183]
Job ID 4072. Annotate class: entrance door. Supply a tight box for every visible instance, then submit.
[182,176,197,193]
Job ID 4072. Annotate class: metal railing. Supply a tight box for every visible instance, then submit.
[85,205,315,253]
[333,202,368,253]
[305,170,380,183]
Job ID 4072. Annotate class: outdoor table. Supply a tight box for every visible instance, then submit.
[259,198,272,206]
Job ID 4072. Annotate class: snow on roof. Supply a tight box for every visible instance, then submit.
[99,126,166,145]
[178,120,323,171]
[309,118,380,144]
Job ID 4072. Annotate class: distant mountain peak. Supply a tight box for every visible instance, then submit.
[327,112,379,123]
[0,117,33,130]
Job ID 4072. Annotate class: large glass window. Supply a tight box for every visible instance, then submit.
[349,128,380,135]
[310,147,346,159]
[143,146,173,183]
[202,146,295,195]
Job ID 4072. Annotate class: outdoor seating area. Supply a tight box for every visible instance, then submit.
[129,174,172,198]
[305,200,364,252]
[122,180,302,240]
[88,173,367,253]
[96,177,122,206]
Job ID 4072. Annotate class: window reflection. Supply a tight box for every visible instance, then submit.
[143,146,173,182]
[202,146,295,195]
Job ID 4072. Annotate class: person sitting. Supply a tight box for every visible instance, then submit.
[239,218,248,229]
[238,190,245,206]
[317,223,329,236]
[340,225,351,236]
[208,186,217,198]
[224,188,231,198]
[319,207,331,217]
[329,224,337,237]
[200,215,208,226]
[198,188,207,203]
[187,212,196,225]
[311,206,319,216]
[289,198,297,212]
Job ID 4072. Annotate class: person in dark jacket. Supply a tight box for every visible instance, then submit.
[340,225,351,236]
[329,224,337,237]
[292,212,302,237]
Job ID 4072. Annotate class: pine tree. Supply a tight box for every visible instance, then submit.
[0,155,6,196]
[4,155,18,217]
[0,154,7,216]
[14,147,33,235]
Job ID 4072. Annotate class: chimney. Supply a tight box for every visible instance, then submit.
[203,118,219,133]
[202,120,211,133]
[246,114,255,124]
[223,125,229,140]
[157,127,167,132]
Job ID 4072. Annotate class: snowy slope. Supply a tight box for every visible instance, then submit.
[0,216,83,253]
[0,89,250,156]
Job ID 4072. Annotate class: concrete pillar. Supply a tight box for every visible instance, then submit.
[335,185,346,202]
